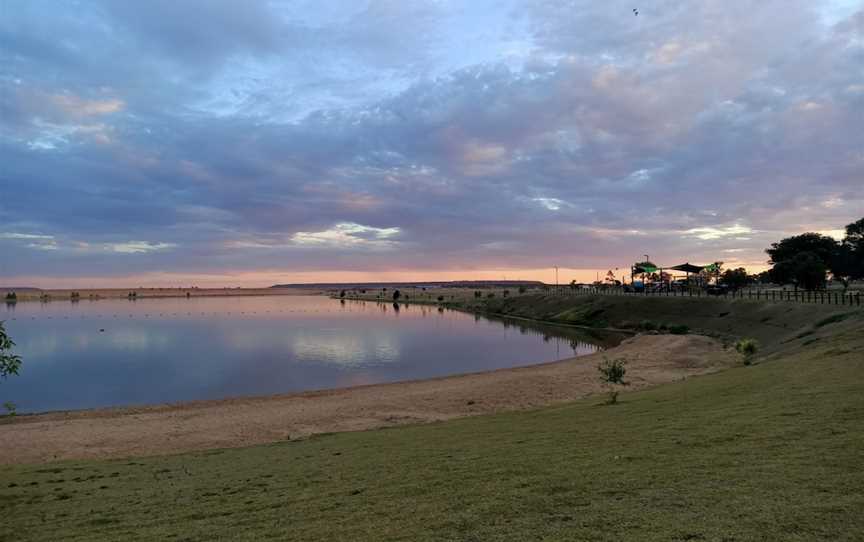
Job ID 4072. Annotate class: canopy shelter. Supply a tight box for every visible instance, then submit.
[669,263,705,274]
[633,263,659,275]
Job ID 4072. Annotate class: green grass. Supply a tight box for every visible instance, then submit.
[481,294,853,348]
[2,305,863,541]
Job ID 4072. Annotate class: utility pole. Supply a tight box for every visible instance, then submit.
[554,266,559,291]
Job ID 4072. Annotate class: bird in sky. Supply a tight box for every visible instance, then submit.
[633,8,639,16]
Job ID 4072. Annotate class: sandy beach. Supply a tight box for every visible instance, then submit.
[0,333,737,464]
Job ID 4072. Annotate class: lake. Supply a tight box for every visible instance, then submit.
[1,295,619,413]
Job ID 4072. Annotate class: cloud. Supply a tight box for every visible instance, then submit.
[533,197,567,211]
[290,223,401,249]
[0,1,862,282]
[103,241,178,254]
[682,224,754,241]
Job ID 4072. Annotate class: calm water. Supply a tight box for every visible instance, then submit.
[1,295,618,413]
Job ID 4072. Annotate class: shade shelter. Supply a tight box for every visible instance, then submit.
[669,263,705,274]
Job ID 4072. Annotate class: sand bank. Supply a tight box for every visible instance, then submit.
[0,334,737,464]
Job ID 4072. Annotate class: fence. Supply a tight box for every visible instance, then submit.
[542,286,863,307]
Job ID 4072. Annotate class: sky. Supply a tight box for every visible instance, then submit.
[1,0,862,288]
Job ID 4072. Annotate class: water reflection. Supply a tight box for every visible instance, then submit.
[2,295,622,413]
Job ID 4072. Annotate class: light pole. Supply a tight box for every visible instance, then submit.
[554,266,559,291]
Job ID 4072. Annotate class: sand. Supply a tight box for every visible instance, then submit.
[0,334,738,464]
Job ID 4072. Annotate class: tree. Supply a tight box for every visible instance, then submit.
[766,232,839,270]
[771,251,827,290]
[756,270,772,284]
[844,217,864,250]
[392,289,401,301]
[597,358,628,405]
[1,322,22,380]
[839,217,864,280]
[720,267,750,290]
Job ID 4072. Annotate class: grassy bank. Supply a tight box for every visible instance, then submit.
[478,293,857,349]
[1,298,862,541]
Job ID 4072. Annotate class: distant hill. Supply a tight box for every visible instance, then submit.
[272,280,546,290]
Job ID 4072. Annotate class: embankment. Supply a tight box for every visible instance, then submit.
[478,293,860,353]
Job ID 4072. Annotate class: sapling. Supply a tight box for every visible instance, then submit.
[598,357,628,404]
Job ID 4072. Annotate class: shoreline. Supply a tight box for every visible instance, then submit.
[0,333,738,464]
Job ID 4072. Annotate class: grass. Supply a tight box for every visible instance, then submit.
[481,294,852,349]
[1,301,863,541]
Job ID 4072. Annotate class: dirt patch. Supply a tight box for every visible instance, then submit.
[0,334,737,464]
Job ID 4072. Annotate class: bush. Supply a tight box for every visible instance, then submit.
[668,324,689,335]
[474,291,482,298]
[503,290,510,297]
[639,320,657,331]
[392,290,401,301]
[437,295,444,302]
[486,292,495,299]
[597,357,628,405]
[339,290,346,298]
[735,338,759,363]
[518,286,526,294]
[1,321,22,381]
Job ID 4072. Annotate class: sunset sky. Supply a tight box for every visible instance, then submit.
[1,1,862,288]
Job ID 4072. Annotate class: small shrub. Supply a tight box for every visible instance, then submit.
[486,292,495,299]
[392,290,401,301]
[2,401,16,417]
[735,338,759,364]
[597,357,628,405]
[503,290,510,297]
[668,324,689,335]
[518,286,526,294]
[474,290,482,298]
[639,320,657,331]
[339,290,346,298]
[437,295,444,302]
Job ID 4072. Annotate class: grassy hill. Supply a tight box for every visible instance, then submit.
[478,293,856,350]
[1,297,862,541]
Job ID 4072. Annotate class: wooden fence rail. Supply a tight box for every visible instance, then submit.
[541,286,863,306]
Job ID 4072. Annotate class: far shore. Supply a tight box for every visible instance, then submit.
[1,287,322,302]
[0,333,737,464]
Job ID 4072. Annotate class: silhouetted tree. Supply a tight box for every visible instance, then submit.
[771,252,827,290]
[392,289,401,301]
[838,217,864,280]
[766,232,839,273]
[720,267,750,290]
